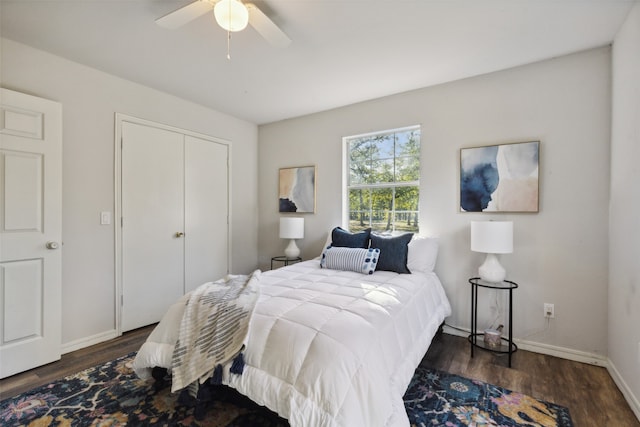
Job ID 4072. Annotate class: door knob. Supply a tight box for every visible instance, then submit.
[175,232,184,238]
[46,241,60,250]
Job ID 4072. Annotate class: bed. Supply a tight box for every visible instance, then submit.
[133,229,451,427]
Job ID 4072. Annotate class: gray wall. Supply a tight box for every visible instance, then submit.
[1,38,259,349]
[258,47,611,361]
[610,2,640,418]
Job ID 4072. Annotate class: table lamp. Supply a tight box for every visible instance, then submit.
[470,221,513,282]
[280,217,304,259]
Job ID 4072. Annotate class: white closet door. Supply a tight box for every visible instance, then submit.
[184,135,229,293]
[121,121,184,332]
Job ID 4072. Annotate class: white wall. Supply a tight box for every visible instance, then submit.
[258,48,611,359]
[610,2,640,418]
[1,38,259,348]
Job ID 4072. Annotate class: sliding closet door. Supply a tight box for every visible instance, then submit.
[121,122,184,332]
[184,135,229,293]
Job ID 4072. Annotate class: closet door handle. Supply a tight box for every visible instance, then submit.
[175,232,184,238]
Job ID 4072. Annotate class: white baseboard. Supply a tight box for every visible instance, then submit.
[61,329,118,354]
[442,325,608,366]
[443,324,471,338]
[516,339,608,367]
[607,359,640,422]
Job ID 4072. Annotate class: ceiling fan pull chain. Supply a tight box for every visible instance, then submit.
[226,0,232,60]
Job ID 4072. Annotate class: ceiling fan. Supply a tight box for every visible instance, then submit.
[156,0,291,48]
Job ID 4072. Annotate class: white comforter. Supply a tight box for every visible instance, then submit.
[133,260,451,427]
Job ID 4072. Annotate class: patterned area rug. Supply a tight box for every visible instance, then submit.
[405,366,573,426]
[0,353,573,426]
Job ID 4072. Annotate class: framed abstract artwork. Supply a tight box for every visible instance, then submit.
[279,165,316,213]
[460,141,539,212]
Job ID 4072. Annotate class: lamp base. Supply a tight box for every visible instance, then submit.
[478,253,506,282]
[284,239,300,259]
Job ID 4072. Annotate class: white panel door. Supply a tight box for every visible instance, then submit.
[184,135,228,293]
[121,121,184,332]
[0,89,62,378]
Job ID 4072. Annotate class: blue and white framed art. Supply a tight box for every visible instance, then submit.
[460,141,539,212]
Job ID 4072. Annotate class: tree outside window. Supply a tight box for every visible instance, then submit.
[345,126,420,233]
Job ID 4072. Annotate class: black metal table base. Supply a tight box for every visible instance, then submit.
[469,277,518,367]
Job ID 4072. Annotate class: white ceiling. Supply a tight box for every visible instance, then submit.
[1,0,636,124]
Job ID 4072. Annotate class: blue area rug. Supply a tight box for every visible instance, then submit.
[0,353,572,426]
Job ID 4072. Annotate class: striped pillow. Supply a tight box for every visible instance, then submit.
[320,246,380,275]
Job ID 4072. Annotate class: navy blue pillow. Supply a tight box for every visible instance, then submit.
[370,233,414,274]
[331,227,371,249]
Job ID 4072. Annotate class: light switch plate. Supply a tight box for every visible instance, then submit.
[100,211,111,225]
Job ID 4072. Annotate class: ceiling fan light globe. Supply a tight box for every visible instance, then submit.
[214,0,249,32]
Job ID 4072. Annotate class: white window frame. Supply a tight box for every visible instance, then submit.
[342,125,421,233]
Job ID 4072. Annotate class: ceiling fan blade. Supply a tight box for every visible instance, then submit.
[246,3,291,48]
[156,1,214,29]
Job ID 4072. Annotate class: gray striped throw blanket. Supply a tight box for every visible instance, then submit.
[170,270,261,393]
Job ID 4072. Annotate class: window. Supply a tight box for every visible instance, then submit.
[344,126,420,233]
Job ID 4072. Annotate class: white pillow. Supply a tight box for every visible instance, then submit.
[320,246,380,275]
[407,236,439,273]
[317,229,334,259]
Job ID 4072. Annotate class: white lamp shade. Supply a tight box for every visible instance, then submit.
[279,217,304,239]
[214,0,249,32]
[470,221,513,254]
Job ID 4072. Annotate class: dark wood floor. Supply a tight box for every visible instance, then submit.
[1,327,639,426]
[0,325,154,401]
[423,332,640,426]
